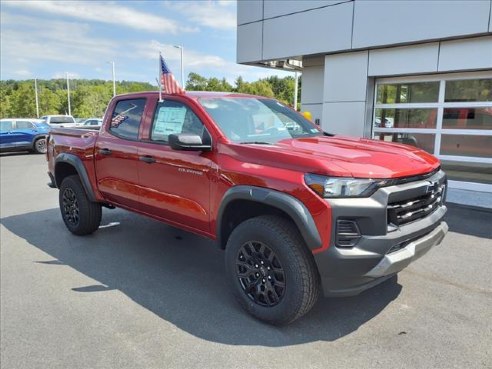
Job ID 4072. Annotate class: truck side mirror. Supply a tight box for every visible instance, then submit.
[168,133,212,151]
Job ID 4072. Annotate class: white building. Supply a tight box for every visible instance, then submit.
[237,0,492,190]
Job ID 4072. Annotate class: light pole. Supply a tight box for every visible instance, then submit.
[294,71,299,111]
[66,72,71,116]
[34,78,39,118]
[173,45,184,88]
[108,61,116,96]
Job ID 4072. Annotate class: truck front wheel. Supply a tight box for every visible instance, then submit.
[59,175,102,235]
[225,215,320,325]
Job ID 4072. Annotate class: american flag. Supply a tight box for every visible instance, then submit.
[160,54,184,95]
[111,114,127,128]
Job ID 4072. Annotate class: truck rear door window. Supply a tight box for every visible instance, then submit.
[110,98,146,140]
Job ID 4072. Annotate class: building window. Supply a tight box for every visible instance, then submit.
[373,73,492,185]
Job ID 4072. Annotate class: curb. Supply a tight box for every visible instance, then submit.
[446,202,492,214]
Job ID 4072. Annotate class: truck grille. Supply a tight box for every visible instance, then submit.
[387,182,445,227]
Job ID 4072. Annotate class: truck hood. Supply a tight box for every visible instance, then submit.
[223,135,440,178]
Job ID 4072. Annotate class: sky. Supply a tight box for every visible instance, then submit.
[0,0,292,85]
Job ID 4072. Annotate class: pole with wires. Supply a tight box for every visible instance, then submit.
[34,78,40,118]
[66,72,71,116]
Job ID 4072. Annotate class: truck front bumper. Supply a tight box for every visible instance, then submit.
[364,221,447,278]
[313,169,448,297]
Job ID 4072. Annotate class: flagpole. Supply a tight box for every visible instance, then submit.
[158,53,163,102]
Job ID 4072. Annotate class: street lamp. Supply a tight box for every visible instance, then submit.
[294,71,299,111]
[107,61,116,96]
[34,78,40,118]
[173,45,184,88]
[66,72,71,116]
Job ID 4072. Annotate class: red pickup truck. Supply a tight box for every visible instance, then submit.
[47,91,448,324]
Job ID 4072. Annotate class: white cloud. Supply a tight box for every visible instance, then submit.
[134,40,294,83]
[13,70,32,77]
[1,13,117,66]
[135,40,227,68]
[166,0,236,30]
[0,8,292,84]
[2,0,195,34]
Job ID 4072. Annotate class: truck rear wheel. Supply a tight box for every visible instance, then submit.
[225,215,320,325]
[59,175,102,235]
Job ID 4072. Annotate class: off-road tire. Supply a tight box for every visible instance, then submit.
[225,215,320,325]
[33,137,47,154]
[59,175,102,235]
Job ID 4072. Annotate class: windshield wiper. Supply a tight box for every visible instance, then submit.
[239,141,273,145]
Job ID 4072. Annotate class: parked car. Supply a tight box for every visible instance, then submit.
[0,118,51,154]
[374,117,394,128]
[81,118,103,127]
[41,115,78,128]
[47,91,448,325]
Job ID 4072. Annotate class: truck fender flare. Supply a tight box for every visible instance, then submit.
[217,186,322,250]
[55,153,97,202]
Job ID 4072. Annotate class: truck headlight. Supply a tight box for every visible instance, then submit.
[304,174,385,198]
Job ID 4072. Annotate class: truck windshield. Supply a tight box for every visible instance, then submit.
[198,97,322,143]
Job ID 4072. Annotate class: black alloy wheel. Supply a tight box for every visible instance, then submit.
[62,187,80,226]
[236,241,286,307]
[59,175,102,235]
[225,215,320,325]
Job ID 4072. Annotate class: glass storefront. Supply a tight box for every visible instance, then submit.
[373,73,492,185]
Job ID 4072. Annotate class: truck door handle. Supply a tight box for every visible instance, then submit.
[139,155,156,164]
[99,148,112,155]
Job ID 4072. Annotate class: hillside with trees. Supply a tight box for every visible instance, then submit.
[0,79,156,119]
[0,73,300,119]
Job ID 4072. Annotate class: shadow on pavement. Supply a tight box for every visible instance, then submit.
[0,151,32,157]
[444,203,492,239]
[1,208,402,347]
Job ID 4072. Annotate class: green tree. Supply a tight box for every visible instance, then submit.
[235,76,245,91]
[72,85,112,117]
[265,76,296,105]
[236,80,275,97]
[38,87,62,116]
[207,77,233,92]
[186,72,208,91]
[0,83,13,117]
[0,75,298,118]
[9,82,37,117]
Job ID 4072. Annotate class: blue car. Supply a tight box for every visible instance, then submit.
[0,118,51,154]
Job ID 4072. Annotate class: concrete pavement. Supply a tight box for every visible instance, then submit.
[1,153,491,369]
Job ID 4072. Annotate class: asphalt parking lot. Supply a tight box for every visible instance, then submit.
[1,153,491,369]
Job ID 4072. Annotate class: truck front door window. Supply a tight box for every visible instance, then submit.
[151,100,206,142]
